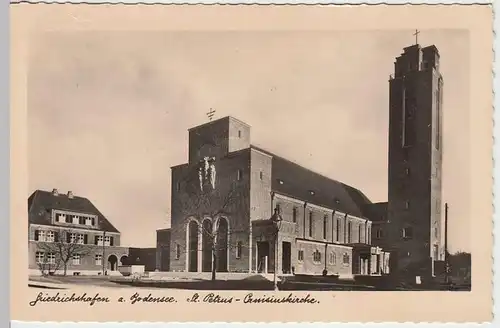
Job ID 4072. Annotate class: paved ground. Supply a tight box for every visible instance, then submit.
[29,275,134,288]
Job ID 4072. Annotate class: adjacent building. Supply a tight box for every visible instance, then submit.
[28,188,129,276]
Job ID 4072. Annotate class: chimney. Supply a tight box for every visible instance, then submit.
[52,188,59,196]
[67,191,74,199]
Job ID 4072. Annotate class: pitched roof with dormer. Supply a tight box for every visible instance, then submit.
[28,189,120,233]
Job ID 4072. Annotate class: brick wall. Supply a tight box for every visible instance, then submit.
[294,240,353,276]
[170,149,252,272]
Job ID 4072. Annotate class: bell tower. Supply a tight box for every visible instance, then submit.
[387,43,444,280]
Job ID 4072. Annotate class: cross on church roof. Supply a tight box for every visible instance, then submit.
[413,29,420,45]
[207,108,216,121]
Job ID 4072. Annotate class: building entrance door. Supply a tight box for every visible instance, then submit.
[257,241,270,273]
[282,241,292,274]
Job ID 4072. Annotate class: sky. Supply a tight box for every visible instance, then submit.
[28,30,470,252]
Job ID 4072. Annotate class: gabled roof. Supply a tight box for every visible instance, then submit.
[251,145,373,218]
[28,189,120,233]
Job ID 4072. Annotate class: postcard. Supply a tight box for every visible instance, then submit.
[10,3,493,323]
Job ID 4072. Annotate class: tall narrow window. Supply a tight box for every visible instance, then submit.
[435,84,442,149]
[323,215,328,239]
[236,242,242,259]
[336,218,341,242]
[237,169,242,181]
[238,130,242,138]
[292,207,297,223]
[308,212,313,237]
[259,171,263,180]
[402,86,415,148]
[175,244,181,260]
[347,221,352,243]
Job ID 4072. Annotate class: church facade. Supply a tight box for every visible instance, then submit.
[169,116,390,278]
[166,42,444,281]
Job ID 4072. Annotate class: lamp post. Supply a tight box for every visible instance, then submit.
[270,206,282,291]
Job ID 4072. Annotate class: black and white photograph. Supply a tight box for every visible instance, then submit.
[11,3,493,323]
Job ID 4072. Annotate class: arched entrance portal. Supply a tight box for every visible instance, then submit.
[215,217,228,272]
[108,255,118,271]
[187,220,199,272]
[202,219,213,272]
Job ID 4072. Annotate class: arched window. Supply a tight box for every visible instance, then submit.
[329,252,336,265]
[236,241,243,259]
[343,253,350,265]
[313,250,322,263]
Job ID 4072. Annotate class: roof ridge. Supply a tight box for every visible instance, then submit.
[251,144,356,189]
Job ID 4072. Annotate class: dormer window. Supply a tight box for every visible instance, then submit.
[85,217,93,226]
[72,216,79,225]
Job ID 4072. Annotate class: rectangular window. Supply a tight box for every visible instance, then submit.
[77,234,85,245]
[47,253,56,264]
[292,208,297,223]
[376,228,383,239]
[104,236,111,246]
[85,217,93,226]
[259,171,263,180]
[38,230,46,242]
[402,227,413,239]
[96,235,103,246]
[95,254,102,266]
[35,251,45,263]
[298,250,304,262]
[69,233,77,244]
[323,215,328,239]
[238,130,242,138]
[347,221,352,243]
[79,217,85,225]
[72,254,81,265]
[308,212,313,237]
[65,215,72,223]
[46,231,55,242]
[72,216,79,225]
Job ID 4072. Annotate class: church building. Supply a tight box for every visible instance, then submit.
[169,116,390,278]
[166,42,444,282]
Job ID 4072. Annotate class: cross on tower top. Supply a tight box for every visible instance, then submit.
[413,29,420,45]
[207,108,216,121]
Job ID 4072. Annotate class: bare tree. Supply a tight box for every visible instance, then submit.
[36,229,94,276]
[171,153,249,281]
